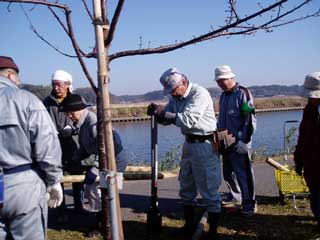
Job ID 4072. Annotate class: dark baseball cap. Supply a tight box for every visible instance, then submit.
[0,56,19,73]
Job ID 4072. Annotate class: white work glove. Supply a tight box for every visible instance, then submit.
[60,125,73,138]
[235,141,249,154]
[47,183,63,208]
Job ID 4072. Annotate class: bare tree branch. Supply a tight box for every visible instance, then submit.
[47,6,95,59]
[105,0,125,46]
[268,9,320,28]
[209,1,319,38]
[258,0,313,29]
[64,9,98,94]
[109,0,314,61]
[19,4,76,57]
[0,0,70,11]
[1,0,318,90]
[48,6,69,34]
[110,0,289,60]
[82,0,93,21]
[227,0,240,25]
[1,0,98,92]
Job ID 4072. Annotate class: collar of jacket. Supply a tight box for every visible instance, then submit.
[182,81,193,99]
[0,76,19,89]
[49,89,71,104]
[75,108,89,129]
[224,82,240,95]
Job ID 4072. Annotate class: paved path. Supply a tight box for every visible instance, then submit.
[51,161,283,228]
[118,161,280,221]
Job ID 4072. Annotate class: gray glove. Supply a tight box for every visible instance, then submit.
[235,141,249,154]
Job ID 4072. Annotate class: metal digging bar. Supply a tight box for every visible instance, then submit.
[147,114,162,234]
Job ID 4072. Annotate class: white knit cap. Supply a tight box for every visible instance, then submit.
[214,65,236,81]
[52,69,73,92]
[302,72,320,99]
[159,67,184,94]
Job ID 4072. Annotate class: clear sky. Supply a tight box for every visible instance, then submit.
[0,1,319,95]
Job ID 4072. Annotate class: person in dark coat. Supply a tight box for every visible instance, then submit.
[43,70,82,211]
[294,72,320,232]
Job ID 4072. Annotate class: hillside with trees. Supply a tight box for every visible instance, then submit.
[22,83,304,104]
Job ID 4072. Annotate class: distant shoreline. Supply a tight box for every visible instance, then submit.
[110,96,307,118]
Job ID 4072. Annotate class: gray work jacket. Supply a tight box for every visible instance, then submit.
[0,76,62,186]
[72,109,123,163]
[164,82,217,135]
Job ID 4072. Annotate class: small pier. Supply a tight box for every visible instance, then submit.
[112,116,151,122]
[255,106,304,114]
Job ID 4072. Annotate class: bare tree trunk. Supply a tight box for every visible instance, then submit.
[93,0,123,239]
[96,96,112,240]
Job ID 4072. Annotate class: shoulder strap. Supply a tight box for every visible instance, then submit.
[238,85,251,101]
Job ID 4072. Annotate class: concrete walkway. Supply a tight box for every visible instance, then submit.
[118,161,280,221]
[53,161,282,225]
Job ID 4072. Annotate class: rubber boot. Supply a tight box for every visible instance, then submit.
[207,212,220,240]
[182,205,195,234]
[87,211,103,238]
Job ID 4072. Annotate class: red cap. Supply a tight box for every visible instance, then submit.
[0,56,19,73]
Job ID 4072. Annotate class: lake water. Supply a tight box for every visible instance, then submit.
[113,111,303,165]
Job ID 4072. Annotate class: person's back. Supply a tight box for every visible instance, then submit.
[0,56,63,240]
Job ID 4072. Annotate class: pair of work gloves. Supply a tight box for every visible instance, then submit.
[147,103,176,124]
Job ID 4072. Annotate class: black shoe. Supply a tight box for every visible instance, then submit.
[183,205,195,234]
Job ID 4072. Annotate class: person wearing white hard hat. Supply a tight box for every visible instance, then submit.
[0,56,63,239]
[294,72,320,233]
[147,68,222,239]
[43,70,81,212]
[214,65,257,217]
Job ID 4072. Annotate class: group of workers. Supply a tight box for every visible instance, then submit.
[0,55,319,239]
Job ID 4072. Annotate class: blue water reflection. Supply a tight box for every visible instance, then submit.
[113,111,302,165]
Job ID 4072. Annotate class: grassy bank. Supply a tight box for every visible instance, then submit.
[110,96,306,118]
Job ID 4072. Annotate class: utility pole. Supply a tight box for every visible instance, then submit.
[92,0,123,239]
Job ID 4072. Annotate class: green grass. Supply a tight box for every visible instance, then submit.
[48,197,319,240]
